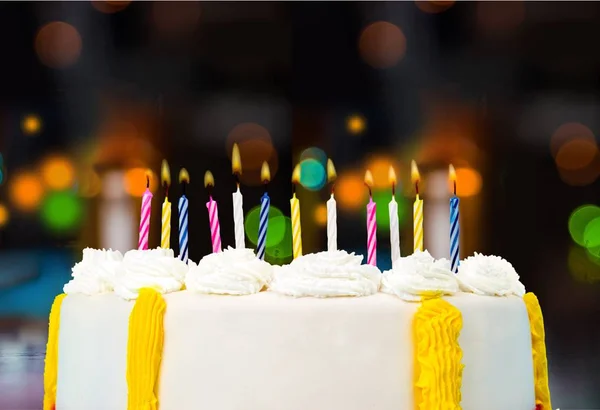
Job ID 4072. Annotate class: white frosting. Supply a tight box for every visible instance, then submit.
[112,247,188,300]
[63,248,123,295]
[185,247,273,295]
[382,250,459,302]
[269,250,381,297]
[456,253,526,297]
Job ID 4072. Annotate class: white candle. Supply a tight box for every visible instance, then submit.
[389,196,401,265]
[327,193,337,251]
[232,187,245,249]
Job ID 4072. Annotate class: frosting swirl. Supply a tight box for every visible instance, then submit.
[112,247,188,300]
[382,250,459,302]
[269,250,381,297]
[456,253,526,297]
[63,248,123,295]
[185,247,273,295]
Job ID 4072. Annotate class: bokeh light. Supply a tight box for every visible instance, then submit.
[550,122,595,158]
[555,139,598,171]
[335,171,368,211]
[447,167,482,197]
[583,217,600,249]
[78,168,102,198]
[557,155,600,186]
[244,205,286,248]
[266,216,293,263]
[568,205,600,247]
[9,171,45,212]
[40,155,75,190]
[152,1,201,36]
[346,114,367,135]
[41,191,83,232]
[35,22,82,69]
[0,203,9,227]
[568,246,600,284]
[91,1,131,14]
[358,21,406,69]
[124,168,158,197]
[475,1,525,32]
[415,1,455,14]
[22,114,42,136]
[365,156,399,189]
[299,147,327,166]
[299,159,326,191]
[314,204,327,226]
[0,153,5,185]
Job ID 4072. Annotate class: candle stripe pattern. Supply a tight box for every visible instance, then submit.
[414,195,424,252]
[366,200,377,266]
[290,194,302,259]
[138,190,153,250]
[450,197,460,273]
[206,199,222,253]
[257,193,270,260]
[161,200,171,249]
[178,196,189,263]
[232,189,245,249]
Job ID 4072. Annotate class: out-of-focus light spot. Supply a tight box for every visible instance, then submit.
[557,154,600,187]
[91,0,131,13]
[448,167,482,197]
[555,139,598,171]
[551,122,595,158]
[152,1,201,36]
[568,246,600,284]
[35,22,82,69]
[78,168,102,198]
[415,1,455,14]
[476,1,525,32]
[0,203,9,227]
[568,205,600,247]
[314,204,327,226]
[41,191,83,232]
[365,156,399,189]
[244,205,286,248]
[346,114,367,135]
[299,159,326,191]
[9,171,44,212]
[300,147,327,166]
[22,114,42,136]
[583,217,600,250]
[336,172,368,211]
[124,168,158,197]
[358,21,406,69]
[40,155,75,190]
[266,216,293,263]
[0,153,4,185]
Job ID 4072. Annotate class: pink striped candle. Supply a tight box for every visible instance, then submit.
[364,170,377,266]
[138,172,153,250]
[204,171,222,253]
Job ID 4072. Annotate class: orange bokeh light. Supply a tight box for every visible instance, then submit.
[336,172,368,211]
[415,1,455,14]
[358,21,406,69]
[91,1,131,13]
[346,114,367,135]
[558,153,600,187]
[555,139,598,171]
[40,156,75,190]
[366,156,399,188]
[314,204,327,226]
[9,172,45,212]
[35,22,82,69]
[551,122,595,158]
[152,1,201,36]
[124,168,158,197]
[476,1,525,33]
[22,114,42,135]
[448,167,482,197]
[0,203,9,227]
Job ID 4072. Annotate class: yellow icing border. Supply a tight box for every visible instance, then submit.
[127,288,166,410]
[524,292,552,409]
[413,298,464,410]
[43,293,66,410]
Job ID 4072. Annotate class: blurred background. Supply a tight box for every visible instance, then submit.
[0,1,599,409]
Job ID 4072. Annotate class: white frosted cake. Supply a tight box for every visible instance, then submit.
[44,248,551,410]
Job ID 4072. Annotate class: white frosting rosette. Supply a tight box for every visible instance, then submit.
[456,253,526,297]
[112,247,189,300]
[63,248,124,295]
[381,250,459,302]
[185,247,273,295]
[269,250,381,297]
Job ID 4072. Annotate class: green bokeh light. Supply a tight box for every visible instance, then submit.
[568,205,600,246]
[41,191,83,231]
[300,147,327,166]
[568,246,600,284]
[583,217,600,249]
[266,216,293,265]
[362,190,408,231]
[299,159,326,191]
[244,205,286,247]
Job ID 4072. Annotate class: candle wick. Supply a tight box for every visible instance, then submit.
[164,183,169,198]
[331,183,335,195]
[453,181,456,196]
[234,173,240,188]
[207,185,213,199]
[292,183,296,195]
[146,176,150,189]
[182,182,187,196]
[392,183,395,197]
[415,181,419,196]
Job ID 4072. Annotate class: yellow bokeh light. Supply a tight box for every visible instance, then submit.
[40,156,75,190]
[448,167,482,197]
[22,114,42,135]
[124,168,157,197]
[9,171,45,212]
[346,114,367,135]
[336,172,368,211]
[314,204,327,226]
[0,203,9,227]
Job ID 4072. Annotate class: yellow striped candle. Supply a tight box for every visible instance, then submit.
[160,160,171,249]
[291,164,302,259]
[411,160,424,252]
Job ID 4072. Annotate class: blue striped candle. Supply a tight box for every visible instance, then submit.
[257,192,270,260]
[178,168,190,263]
[449,196,459,273]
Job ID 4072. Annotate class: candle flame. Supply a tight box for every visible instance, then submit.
[204,170,215,188]
[388,166,397,186]
[292,164,301,184]
[411,160,420,184]
[232,143,242,175]
[261,161,271,183]
[364,170,374,187]
[327,159,337,183]
[161,160,171,186]
[448,164,457,183]
[179,168,189,184]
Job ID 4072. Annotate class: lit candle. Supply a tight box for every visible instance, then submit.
[138,170,152,250]
[388,166,401,265]
[204,171,222,253]
[178,169,189,263]
[411,160,424,252]
[449,164,460,273]
[231,144,245,249]
[257,162,271,260]
[364,170,377,266]
[290,164,302,259]
[160,160,171,249]
[326,159,337,252]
